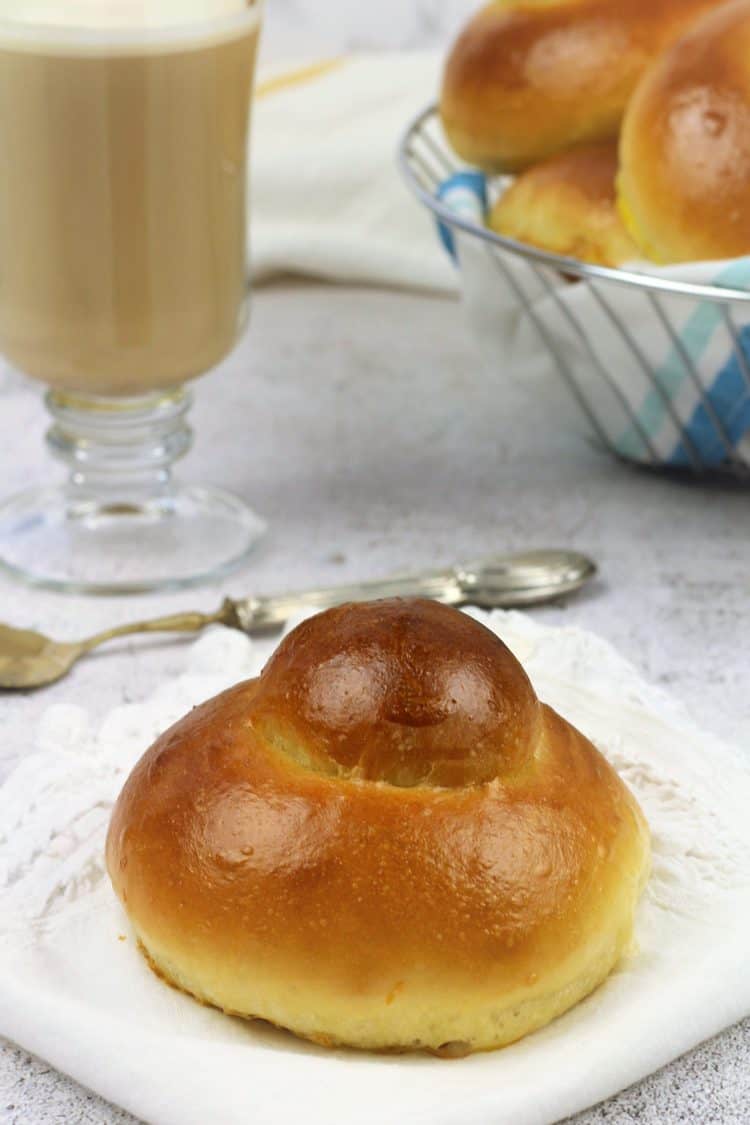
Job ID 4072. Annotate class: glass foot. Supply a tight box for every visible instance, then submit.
[0,483,266,594]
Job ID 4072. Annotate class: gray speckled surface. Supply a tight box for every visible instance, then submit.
[1,283,749,1123]
[0,1043,143,1125]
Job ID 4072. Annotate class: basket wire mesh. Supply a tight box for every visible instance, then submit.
[399,104,750,480]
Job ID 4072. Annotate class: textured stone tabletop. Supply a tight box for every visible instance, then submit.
[1,282,749,1124]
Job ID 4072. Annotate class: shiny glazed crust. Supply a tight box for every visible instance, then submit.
[440,0,728,171]
[489,141,639,266]
[619,0,750,263]
[106,600,650,1054]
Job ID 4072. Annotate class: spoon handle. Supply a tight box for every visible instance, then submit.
[229,550,595,633]
[81,609,227,652]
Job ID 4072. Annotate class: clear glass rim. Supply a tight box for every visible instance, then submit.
[0,0,262,52]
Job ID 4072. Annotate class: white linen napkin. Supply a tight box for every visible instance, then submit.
[251,52,454,292]
[2,611,749,1125]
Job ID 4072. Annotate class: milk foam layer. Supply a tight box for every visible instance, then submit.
[0,0,250,31]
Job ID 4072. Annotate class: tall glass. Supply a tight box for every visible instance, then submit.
[0,0,264,593]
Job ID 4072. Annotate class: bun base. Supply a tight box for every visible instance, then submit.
[132,902,644,1055]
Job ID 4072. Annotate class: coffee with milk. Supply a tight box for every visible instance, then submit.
[0,1,260,396]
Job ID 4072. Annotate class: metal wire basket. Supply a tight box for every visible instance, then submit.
[399,104,750,480]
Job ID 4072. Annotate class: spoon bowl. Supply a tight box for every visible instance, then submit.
[0,625,83,689]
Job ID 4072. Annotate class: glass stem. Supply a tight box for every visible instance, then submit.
[45,387,193,507]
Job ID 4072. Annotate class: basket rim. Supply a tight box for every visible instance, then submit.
[398,103,750,306]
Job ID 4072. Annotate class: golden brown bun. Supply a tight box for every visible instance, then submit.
[441,0,729,172]
[619,0,750,263]
[107,599,650,1055]
[489,141,640,266]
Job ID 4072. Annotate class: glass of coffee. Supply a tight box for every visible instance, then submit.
[0,0,264,593]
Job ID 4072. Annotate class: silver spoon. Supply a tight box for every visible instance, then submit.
[0,549,595,690]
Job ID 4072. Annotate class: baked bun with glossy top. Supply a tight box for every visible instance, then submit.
[441,0,729,172]
[489,140,639,266]
[106,599,650,1055]
[619,0,750,263]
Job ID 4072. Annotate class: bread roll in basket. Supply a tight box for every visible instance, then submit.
[440,0,726,172]
[619,0,750,263]
[489,140,639,267]
[107,599,650,1055]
